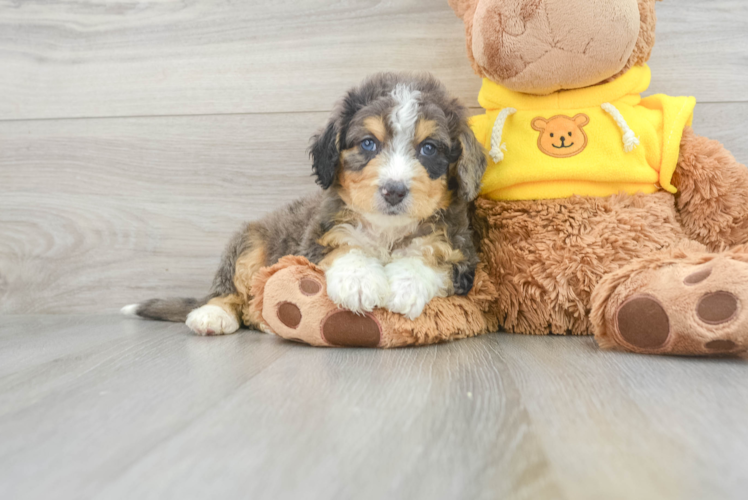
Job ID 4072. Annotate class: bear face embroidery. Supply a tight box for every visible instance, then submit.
[531,114,590,158]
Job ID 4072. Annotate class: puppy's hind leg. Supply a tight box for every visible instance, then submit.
[186,223,269,336]
[186,295,243,336]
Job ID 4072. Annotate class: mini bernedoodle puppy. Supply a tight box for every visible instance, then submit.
[123,73,487,336]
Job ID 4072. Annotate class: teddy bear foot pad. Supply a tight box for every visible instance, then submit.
[607,256,748,355]
[319,310,382,347]
[259,260,382,347]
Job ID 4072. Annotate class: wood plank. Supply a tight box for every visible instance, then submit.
[648,0,748,101]
[0,112,323,314]
[0,316,562,500]
[1,316,746,499]
[1,0,746,121]
[0,0,480,120]
[0,316,295,500]
[494,334,748,500]
[1,103,747,314]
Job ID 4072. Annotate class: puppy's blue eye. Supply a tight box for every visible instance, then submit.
[361,139,377,152]
[420,143,437,156]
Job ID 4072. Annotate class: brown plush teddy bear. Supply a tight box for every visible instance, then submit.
[249,0,748,356]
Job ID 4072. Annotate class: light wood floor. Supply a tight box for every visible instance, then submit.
[2,1,748,498]
[2,316,747,500]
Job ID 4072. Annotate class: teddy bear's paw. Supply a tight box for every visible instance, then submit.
[320,310,382,348]
[606,256,748,356]
[260,262,383,348]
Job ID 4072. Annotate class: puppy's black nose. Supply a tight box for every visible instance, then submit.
[381,182,409,206]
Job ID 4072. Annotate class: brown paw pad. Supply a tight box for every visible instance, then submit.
[321,310,381,348]
[684,267,712,285]
[277,302,302,329]
[299,278,321,296]
[705,339,737,352]
[697,291,739,325]
[616,295,670,349]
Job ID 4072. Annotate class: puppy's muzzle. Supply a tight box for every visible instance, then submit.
[380,181,409,206]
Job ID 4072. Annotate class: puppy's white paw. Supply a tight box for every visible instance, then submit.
[186,305,240,336]
[326,250,390,314]
[385,258,449,320]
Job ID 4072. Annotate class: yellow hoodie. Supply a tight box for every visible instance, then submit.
[470,65,696,201]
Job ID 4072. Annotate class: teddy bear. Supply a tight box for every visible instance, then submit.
[245,0,748,356]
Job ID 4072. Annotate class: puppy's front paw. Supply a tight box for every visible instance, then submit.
[326,250,390,314]
[385,258,449,320]
[186,305,240,336]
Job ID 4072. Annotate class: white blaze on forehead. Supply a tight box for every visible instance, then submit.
[380,84,422,185]
[390,84,421,138]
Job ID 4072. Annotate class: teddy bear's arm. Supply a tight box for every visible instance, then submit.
[671,126,748,251]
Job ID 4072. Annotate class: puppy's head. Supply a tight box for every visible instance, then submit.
[310,73,486,220]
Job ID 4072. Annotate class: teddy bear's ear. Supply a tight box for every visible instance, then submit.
[531,117,548,132]
[573,114,590,127]
[448,0,478,20]
[618,0,660,73]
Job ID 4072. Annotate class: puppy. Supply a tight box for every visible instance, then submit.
[123,73,487,336]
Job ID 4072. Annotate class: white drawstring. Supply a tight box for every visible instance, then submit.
[602,102,639,152]
[489,107,517,162]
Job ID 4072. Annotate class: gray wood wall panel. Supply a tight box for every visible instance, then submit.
[0,112,322,313]
[0,0,746,121]
[1,0,748,314]
[0,0,480,120]
[2,103,746,314]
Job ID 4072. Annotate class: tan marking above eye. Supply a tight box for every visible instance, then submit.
[363,116,387,143]
[415,119,438,145]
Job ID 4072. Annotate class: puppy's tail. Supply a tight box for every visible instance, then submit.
[121,296,211,323]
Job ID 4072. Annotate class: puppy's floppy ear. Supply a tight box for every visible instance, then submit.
[309,119,340,190]
[452,124,487,202]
